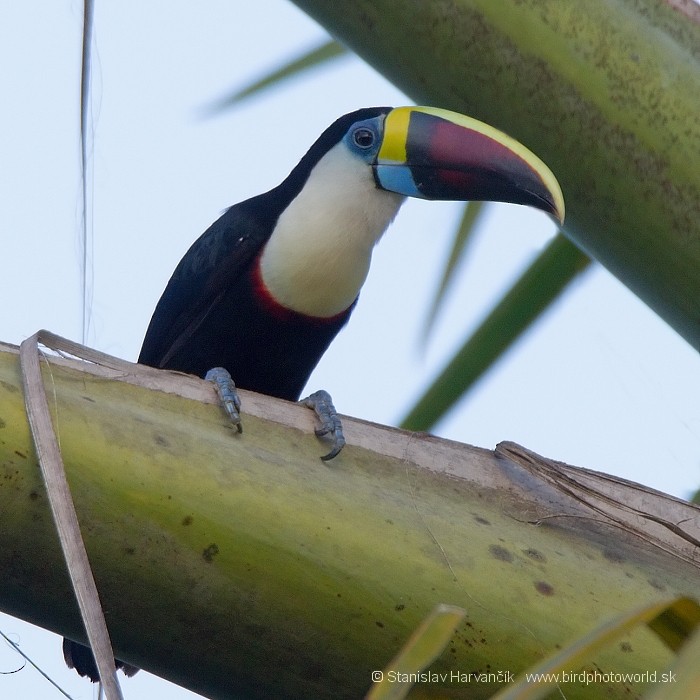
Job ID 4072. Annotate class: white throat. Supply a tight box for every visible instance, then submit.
[259,143,405,318]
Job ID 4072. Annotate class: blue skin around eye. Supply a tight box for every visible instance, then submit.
[343,117,383,161]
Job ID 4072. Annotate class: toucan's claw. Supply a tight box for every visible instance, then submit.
[301,390,345,461]
[205,367,243,433]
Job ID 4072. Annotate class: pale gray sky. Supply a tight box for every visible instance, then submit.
[1,2,699,698]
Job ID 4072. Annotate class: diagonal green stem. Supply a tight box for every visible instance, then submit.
[203,39,347,114]
[401,233,590,432]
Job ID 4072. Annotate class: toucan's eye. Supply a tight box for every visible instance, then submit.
[352,127,375,149]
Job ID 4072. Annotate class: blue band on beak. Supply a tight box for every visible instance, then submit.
[375,164,422,199]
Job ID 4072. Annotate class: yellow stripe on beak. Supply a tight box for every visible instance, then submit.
[377,107,411,165]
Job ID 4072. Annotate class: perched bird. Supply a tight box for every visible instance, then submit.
[63,105,563,682]
[137,105,563,458]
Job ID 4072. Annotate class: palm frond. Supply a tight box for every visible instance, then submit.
[202,39,347,115]
[421,201,487,343]
[401,233,591,431]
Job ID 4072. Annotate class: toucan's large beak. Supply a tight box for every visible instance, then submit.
[374,106,565,223]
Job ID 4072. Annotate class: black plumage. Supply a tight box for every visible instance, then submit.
[138,107,391,398]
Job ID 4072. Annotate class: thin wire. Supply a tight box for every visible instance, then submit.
[80,0,95,345]
[0,629,75,699]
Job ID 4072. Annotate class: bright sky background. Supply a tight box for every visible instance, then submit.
[1,2,699,698]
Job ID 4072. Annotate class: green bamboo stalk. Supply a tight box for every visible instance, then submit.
[290,0,700,351]
[1,342,699,698]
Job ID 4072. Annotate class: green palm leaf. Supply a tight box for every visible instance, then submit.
[402,233,591,431]
[421,201,487,343]
[202,39,347,114]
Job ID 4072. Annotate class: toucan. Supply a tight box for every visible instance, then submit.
[63,105,564,682]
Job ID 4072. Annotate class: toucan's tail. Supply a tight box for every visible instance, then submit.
[62,638,139,682]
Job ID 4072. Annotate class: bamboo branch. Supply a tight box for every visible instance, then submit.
[0,340,698,698]
[290,0,700,350]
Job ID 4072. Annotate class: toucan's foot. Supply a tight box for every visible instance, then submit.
[301,390,345,461]
[205,367,242,432]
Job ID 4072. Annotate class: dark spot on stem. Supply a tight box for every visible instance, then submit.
[489,544,513,562]
[534,581,554,596]
[524,548,547,563]
[203,543,219,562]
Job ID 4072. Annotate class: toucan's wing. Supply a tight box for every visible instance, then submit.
[138,200,272,370]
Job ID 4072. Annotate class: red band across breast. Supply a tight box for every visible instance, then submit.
[250,255,353,325]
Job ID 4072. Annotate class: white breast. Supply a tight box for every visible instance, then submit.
[259,142,405,318]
